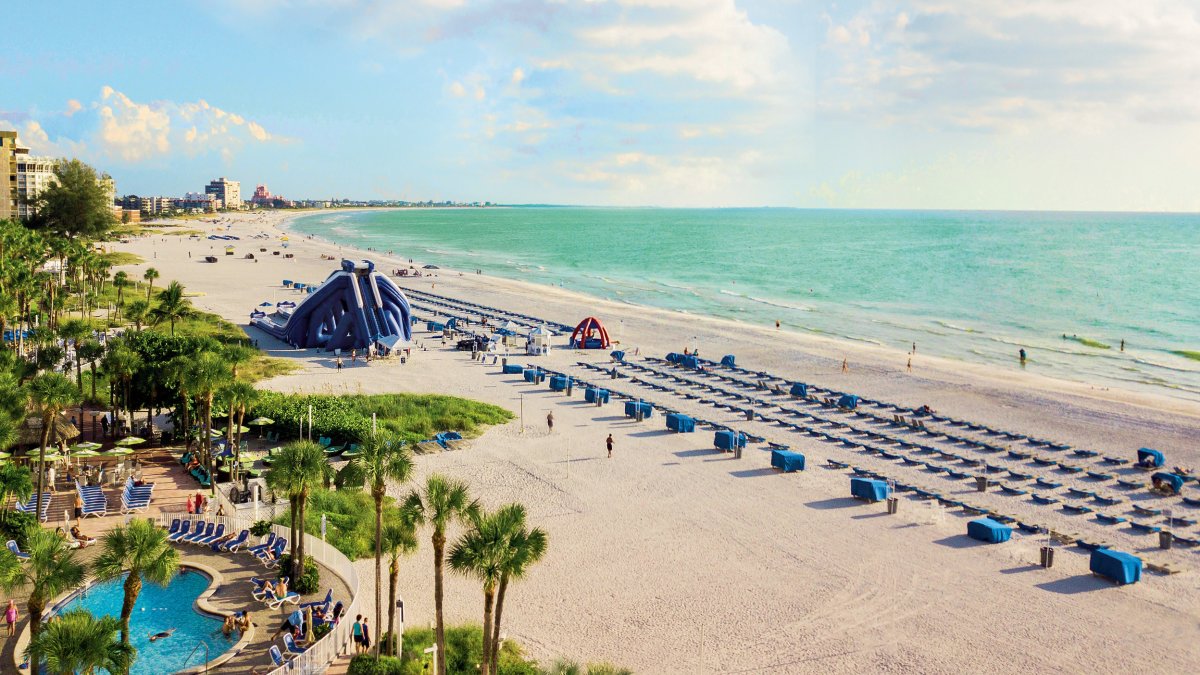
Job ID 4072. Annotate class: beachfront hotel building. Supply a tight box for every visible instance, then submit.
[205,176,241,209]
[2,129,120,220]
[0,130,17,220]
[174,191,221,212]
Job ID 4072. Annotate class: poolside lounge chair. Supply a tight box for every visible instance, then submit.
[247,532,277,556]
[184,522,214,544]
[197,524,226,546]
[164,519,182,537]
[269,646,288,668]
[300,588,333,610]
[167,520,193,542]
[6,540,29,561]
[283,633,308,654]
[265,588,301,609]
[219,529,250,552]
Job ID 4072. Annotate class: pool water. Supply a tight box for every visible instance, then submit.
[57,568,236,674]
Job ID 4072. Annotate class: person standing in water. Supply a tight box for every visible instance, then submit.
[1019,348,1027,365]
[1120,339,1125,352]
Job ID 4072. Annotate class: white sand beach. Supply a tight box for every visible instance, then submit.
[115,211,1200,673]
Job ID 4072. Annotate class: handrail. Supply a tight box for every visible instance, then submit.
[183,640,210,674]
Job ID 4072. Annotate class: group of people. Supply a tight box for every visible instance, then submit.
[222,611,252,637]
[186,491,208,514]
[54,524,95,549]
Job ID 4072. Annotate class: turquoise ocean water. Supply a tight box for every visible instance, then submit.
[290,208,1200,401]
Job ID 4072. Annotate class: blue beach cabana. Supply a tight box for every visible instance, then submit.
[720,355,736,368]
[584,387,610,405]
[789,383,808,398]
[850,477,890,502]
[502,363,525,375]
[714,430,747,451]
[549,375,572,392]
[1138,448,1165,468]
[624,401,653,419]
[1152,472,1185,494]
[1090,549,1142,585]
[967,518,1012,544]
[837,394,860,410]
[770,449,805,472]
[665,413,695,433]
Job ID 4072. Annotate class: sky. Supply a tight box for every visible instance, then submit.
[3,0,1200,210]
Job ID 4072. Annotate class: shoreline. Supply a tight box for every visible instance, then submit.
[277,209,1200,420]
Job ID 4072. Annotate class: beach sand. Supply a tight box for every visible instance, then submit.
[117,211,1200,673]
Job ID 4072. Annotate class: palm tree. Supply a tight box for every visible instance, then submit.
[189,351,231,494]
[77,339,105,402]
[58,319,90,393]
[355,433,414,658]
[0,464,33,526]
[24,608,135,675]
[403,475,478,675]
[28,372,80,517]
[448,508,508,675]
[150,281,193,335]
[142,267,159,303]
[489,505,548,674]
[163,355,195,451]
[220,381,257,483]
[2,527,85,641]
[92,518,181,646]
[101,343,141,437]
[124,299,149,332]
[382,521,418,657]
[264,441,331,582]
[112,270,128,316]
[223,343,256,380]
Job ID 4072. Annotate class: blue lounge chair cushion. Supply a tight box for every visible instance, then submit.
[850,478,889,502]
[967,518,1012,543]
[1090,549,1142,585]
[770,450,805,472]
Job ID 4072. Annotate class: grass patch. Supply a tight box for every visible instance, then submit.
[100,251,146,266]
[1173,350,1200,362]
[240,355,300,383]
[251,391,512,445]
[149,310,247,342]
[1063,335,1110,349]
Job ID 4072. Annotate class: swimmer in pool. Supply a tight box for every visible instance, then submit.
[148,628,177,642]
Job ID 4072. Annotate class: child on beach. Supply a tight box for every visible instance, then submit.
[607,434,613,458]
[5,600,18,636]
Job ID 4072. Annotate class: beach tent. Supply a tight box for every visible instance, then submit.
[770,449,805,472]
[680,355,701,370]
[665,413,695,433]
[624,401,654,419]
[610,350,625,362]
[967,518,1012,544]
[1137,448,1165,467]
[665,352,681,364]
[850,477,890,502]
[720,355,736,368]
[1090,549,1142,585]
[527,325,553,356]
[569,317,611,349]
[549,375,571,392]
[714,430,747,451]
[790,383,809,398]
[1152,472,1185,494]
[837,394,860,410]
[502,363,525,375]
[584,387,610,405]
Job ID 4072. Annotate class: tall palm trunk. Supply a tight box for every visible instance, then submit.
[204,393,215,495]
[294,491,308,582]
[35,418,50,519]
[480,586,496,675]
[491,574,510,673]
[373,488,384,658]
[28,592,45,641]
[288,496,298,568]
[89,361,98,401]
[433,531,447,675]
[388,556,400,657]
[120,572,141,645]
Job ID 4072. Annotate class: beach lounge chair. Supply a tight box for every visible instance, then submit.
[1129,521,1162,534]
[999,484,1028,496]
[1073,449,1099,458]
[283,633,308,654]
[1031,457,1057,467]
[1031,494,1059,505]
[1095,513,1127,526]
[247,532,276,556]
[1116,479,1143,490]
[1182,497,1200,508]
[1016,521,1043,534]
[1092,495,1124,506]
[1007,471,1033,481]
[1061,503,1093,514]
[1086,472,1114,482]
[1034,478,1063,489]
[300,588,333,610]
[218,530,250,552]
[1173,535,1200,547]
[167,520,192,542]
[6,540,29,561]
[269,646,288,668]
[1132,504,1163,517]
[1067,488,1097,499]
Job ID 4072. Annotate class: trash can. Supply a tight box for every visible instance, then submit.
[502,357,508,369]
[611,369,618,379]
[1159,531,1173,550]
[566,381,573,396]
[887,497,899,514]
[1040,546,1055,568]
[636,407,644,423]
[734,444,743,459]
[975,476,989,492]
[745,409,755,421]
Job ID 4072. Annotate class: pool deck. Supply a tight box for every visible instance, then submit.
[2,446,353,674]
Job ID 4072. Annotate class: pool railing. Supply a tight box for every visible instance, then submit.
[158,512,362,675]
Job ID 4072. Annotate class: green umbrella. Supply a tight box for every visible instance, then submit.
[41,452,62,461]
[0,451,11,460]
[71,442,103,452]
[104,448,134,456]
[222,425,252,434]
[248,417,274,426]
[73,449,102,458]
[114,436,147,447]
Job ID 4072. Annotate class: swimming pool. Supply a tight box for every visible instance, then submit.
[56,568,237,674]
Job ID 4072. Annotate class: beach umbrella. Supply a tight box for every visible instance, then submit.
[114,436,147,447]
[0,451,11,461]
[104,448,134,457]
[249,416,274,438]
[72,449,102,458]
[423,264,440,269]
[222,425,252,434]
[70,441,103,452]
[304,606,315,643]
[259,301,273,307]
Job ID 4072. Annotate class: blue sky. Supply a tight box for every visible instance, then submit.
[3,0,1200,210]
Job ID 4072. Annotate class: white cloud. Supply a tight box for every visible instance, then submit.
[511,67,525,85]
[97,87,171,161]
[448,81,467,97]
[64,100,82,117]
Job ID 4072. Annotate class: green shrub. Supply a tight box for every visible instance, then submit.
[347,654,405,675]
[250,520,273,536]
[277,553,320,594]
[335,461,366,491]
[0,512,39,549]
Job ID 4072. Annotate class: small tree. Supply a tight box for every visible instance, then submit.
[24,608,135,675]
[2,527,85,641]
[265,441,331,582]
[150,281,194,335]
[92,518,180,646]
[28,373,80,517]
[142,267,159,303]
[27,159,117,239]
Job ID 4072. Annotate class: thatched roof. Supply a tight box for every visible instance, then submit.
[16,413,80,447]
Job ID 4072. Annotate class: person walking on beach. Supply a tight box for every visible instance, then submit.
[351,349,357,363]
[546,411,554,433]
[336,357,343,372]
[912,342,916,354]
[841,358,848,374]
[606,434,613,458]
[906,357,912,373]
[1120,339,1125,352]
[775,319,780,330]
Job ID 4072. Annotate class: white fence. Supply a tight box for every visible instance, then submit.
[159,513,361,674]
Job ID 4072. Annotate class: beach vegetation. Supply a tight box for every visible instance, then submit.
[249,392,512,445]
[1173,350,1200,362]
[2,526,86,643]
[98,251,144,266]
[91,518,181,647]
[382,521,419,657]
[23,608,135,675]
[1063,335,1110,349]
[24,159,118,240]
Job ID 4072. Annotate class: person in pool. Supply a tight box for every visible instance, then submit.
[149,628,177,642]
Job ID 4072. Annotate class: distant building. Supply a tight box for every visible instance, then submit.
[121,195,174,216]
[205,177,241,210]
[14,153,58,220]
[174,192,220,212]
[250,183,291,208]
[0,130,17,220]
